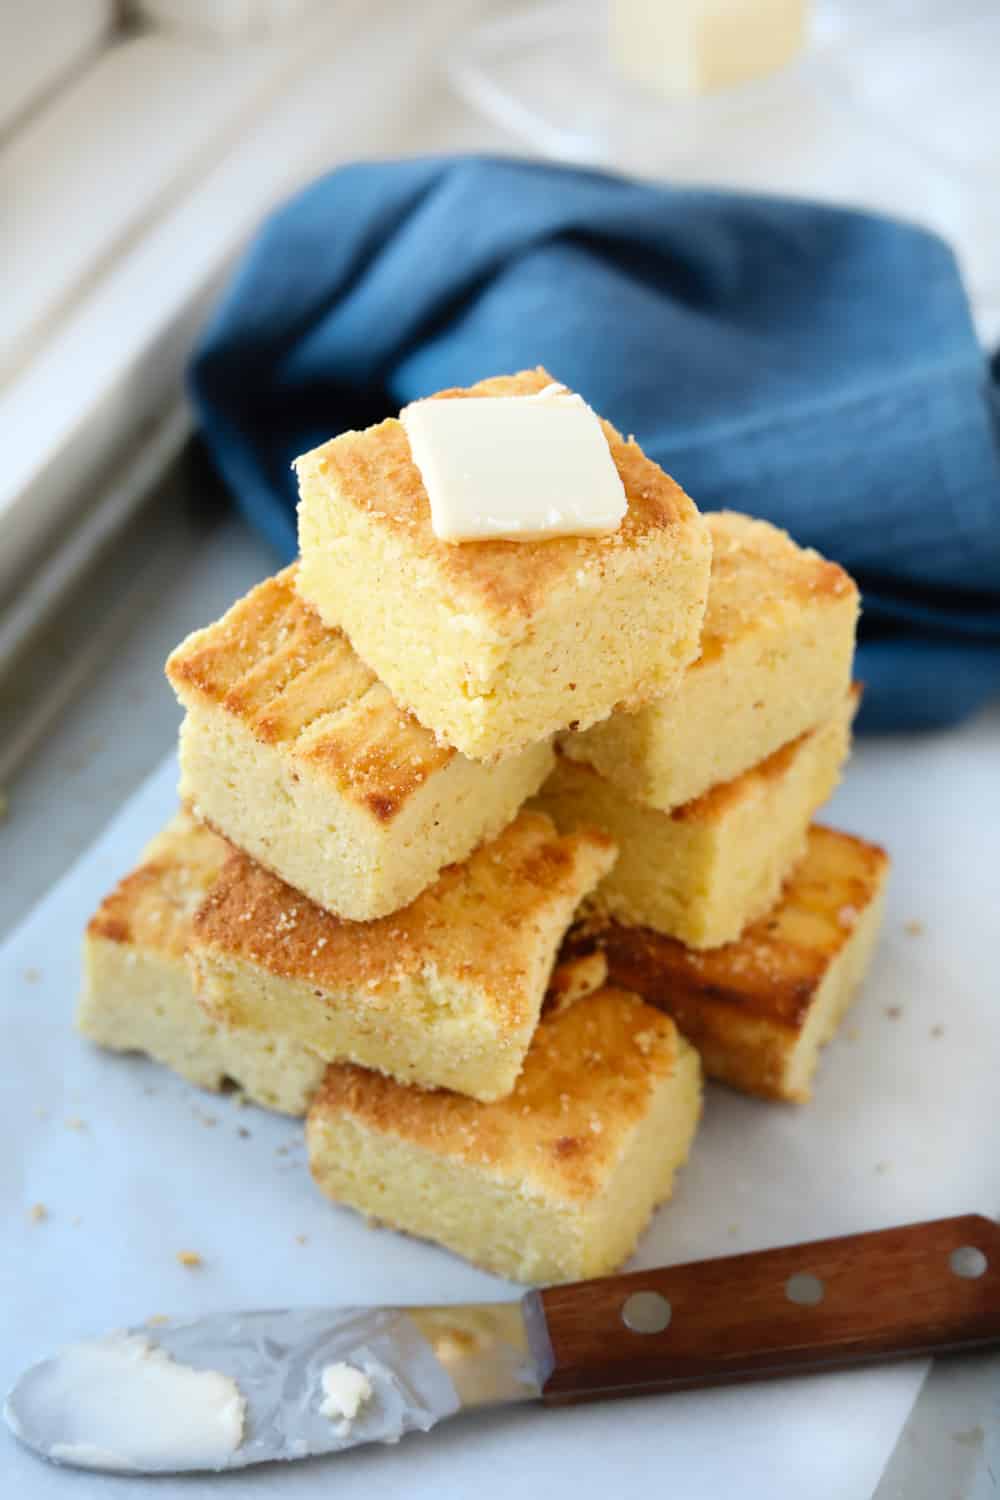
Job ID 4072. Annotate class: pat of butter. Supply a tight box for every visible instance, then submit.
[610,0,806,97]
[400,388,627,543]
[319,1362,373,1431]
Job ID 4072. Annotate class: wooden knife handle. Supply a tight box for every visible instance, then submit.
[523,1215,1000,1406]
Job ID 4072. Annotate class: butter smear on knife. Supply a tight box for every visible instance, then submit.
[13,1332,246,1473]
[319,1362,374,1433]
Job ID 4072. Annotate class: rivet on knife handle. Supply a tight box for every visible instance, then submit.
[522,1215,1000,1406]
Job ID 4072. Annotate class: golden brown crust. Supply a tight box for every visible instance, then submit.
[696,511,857,668]
[310,987,681,1202]
[294,368,706,621]
[565,825,889,1034]
[544,951,609,1015]
[191,812,617,1032]
[165,568,456,822]
[86,812,230,959]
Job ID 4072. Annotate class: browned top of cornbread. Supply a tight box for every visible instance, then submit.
[311,987,683,1202]
[165,568,458,824]
[568,825,889,1031]
[294,368,706,620]
[87,812,229,959]
[697,511,857,668]
[192,812,617,1031]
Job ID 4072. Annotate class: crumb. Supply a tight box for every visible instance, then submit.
[885,1005,903,1020]
[23,967,41,984]
[238,1127,251,1139]
[29,1203,47,1223]
[176,1251,202,1269]
[276,1145,290,1157]
[904,919,925,937]
[64,1116,86,1131]
[199,1113,217,1128]
[146,1314,169,1326]
[295,1234,309,1246]
[727,1223,739,1238]
[930,1024,945,1039]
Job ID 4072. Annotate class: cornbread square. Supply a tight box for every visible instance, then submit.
[165,568,553,920]
[77,813,325,1115]
[561,511,859,811]
[189,813,617,1102]
[566,825,890,1102]
[306,988,702,1284]
[294,368,711,761]
[535,690,855,949]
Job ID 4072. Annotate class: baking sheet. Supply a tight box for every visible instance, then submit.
[4,716,998,1499]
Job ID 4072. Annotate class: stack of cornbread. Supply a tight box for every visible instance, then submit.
[545,508,890,1103]
[78,368,888,1285]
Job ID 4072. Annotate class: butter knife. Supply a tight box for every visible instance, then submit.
[7,1214,999,1475]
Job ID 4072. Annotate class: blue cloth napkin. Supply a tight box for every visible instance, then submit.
[190,156,1000,732]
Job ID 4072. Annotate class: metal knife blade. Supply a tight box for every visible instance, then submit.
[4,1302,541,1474]
[11,1216,996,1473]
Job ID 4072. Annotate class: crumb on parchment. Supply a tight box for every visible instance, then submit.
[29,1203,47,1224]
[176,1251,203,1269]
